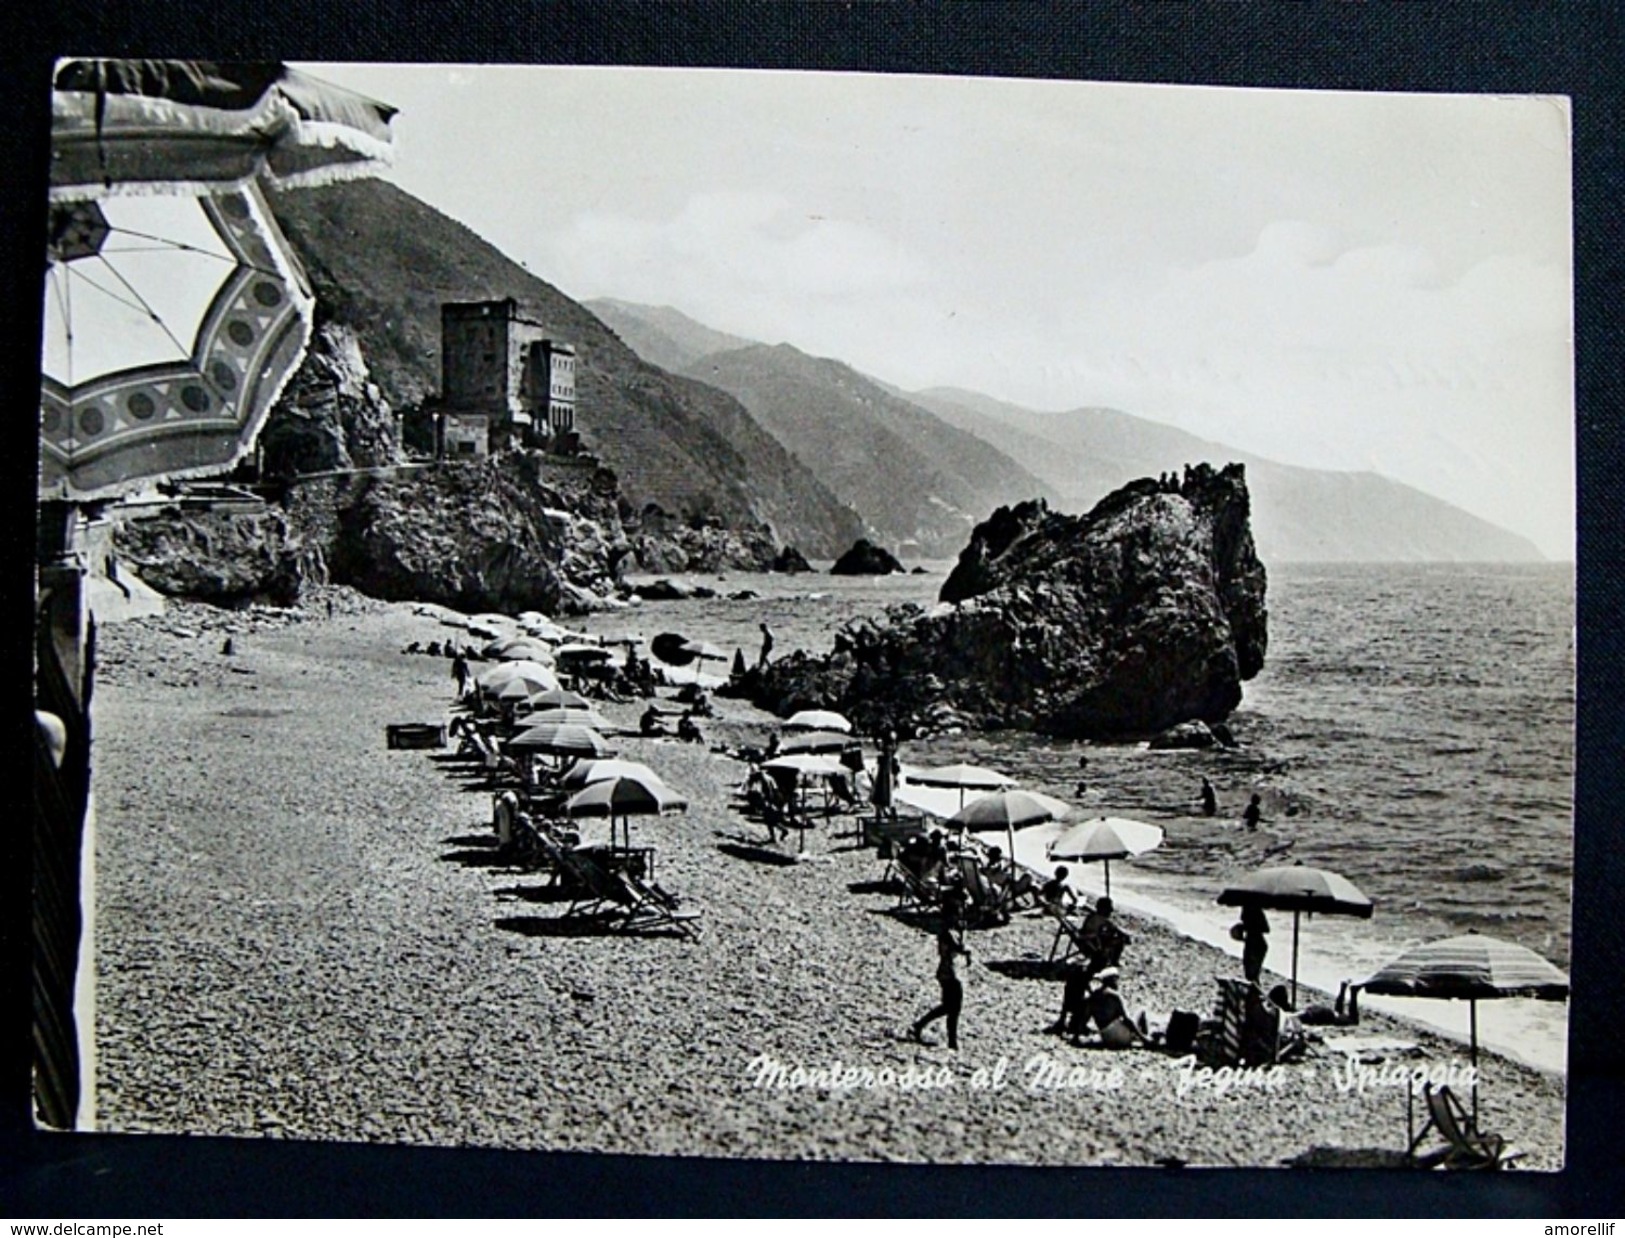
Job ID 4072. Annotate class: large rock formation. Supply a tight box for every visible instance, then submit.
[112,507,308,608]
[257,322,398,477]
[830,538,905,576]
[737,464,1268,739]
[309,456,630,615]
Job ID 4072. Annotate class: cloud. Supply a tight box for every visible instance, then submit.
[538,192,930,308]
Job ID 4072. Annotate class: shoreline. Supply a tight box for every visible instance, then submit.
[85,594,1567,1167]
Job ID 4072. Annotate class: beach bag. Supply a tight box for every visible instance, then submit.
[1164,1010,1200,1055]
[1229,922,1247,942]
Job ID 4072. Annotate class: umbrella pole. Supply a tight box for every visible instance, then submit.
[1103,858,1111,898]
[1007,823,1016,870]
[1470,999,1479,1127]
[1290,910,1301,1007]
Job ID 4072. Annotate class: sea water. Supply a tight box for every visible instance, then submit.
[580,561,1575,1072]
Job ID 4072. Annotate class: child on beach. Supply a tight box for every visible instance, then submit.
[1243,793,1263,831]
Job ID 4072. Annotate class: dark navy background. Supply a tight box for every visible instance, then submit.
[1,2,1619,1218]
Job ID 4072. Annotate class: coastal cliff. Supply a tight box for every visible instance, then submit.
[737,463,1268,739]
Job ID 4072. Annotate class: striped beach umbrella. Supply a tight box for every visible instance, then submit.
[1218,863,1374,1006]
[1364,932,1568,1121]
[561,758,666,790]
[516,704,615,732]
[506,723,613,759]
[566,774,687,849]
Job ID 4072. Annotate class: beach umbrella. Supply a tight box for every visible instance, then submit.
[561,758,666,790]
[1363,932,1568,1123]
[1217,863,1374,1007]
[680,639,728,664]
[762,753,847,814]
[41,61,395,500]
[474,659,555,693]
[951,788,1074,865]
[778,730,856,756]
[506,723,614,760]
[555,643,613,664]
[784,709,853,734]
[908,762,1016,809]
[476,665,558,701]
[526,687,590,710]
[517,705,614,732]
[762,754,847,777]
[495,641,555,665]
[565,774,687,849]
[650,632,694,665]
[1047,816,1164,897]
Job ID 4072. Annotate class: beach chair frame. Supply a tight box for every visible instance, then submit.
[1408,1085,1524,1170]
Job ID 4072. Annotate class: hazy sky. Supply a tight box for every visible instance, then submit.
[303,64,1574,559]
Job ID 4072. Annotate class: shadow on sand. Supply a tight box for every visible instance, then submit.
[491,882,573,905]
[716,840,800,868]
[494,914,688,940]
[984,957,1065,983]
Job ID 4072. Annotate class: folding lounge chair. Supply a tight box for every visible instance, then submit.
[1195,977,1250,1068]
[1408,1085,1524,1170]
[956,855,1012,926]
[894,860,948,913]
[566,851,701,940]
[1047,904,1130,967]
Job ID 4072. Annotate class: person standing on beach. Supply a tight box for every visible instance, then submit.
[452,651,470,699]
[1242,793,1262,832]
[1201,777,1218,817]
[757,622,775,669]
[1239,903,1270,983]
[911,897,970,1050]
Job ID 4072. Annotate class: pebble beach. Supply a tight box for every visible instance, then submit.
[87,592,1568,1169]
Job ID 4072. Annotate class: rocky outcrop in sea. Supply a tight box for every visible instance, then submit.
[830,538,904,576]
[736,463,1269,739]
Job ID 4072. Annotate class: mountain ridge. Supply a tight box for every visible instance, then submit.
[595,299,1544,563]
[264,180,865,557]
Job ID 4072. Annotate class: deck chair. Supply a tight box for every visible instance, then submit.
[567,850,701,940]
[894,859,948,912]
[956,855,1013,926]
[1408,1085,1524,1170]
[1194,977,1250,1068]
[1048,904,1130,968]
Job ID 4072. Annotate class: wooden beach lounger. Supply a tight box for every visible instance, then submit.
[893,860,948,913]
[1046,903,1130,966]
[1408,1085,1524,1170]
[564,849,701,940]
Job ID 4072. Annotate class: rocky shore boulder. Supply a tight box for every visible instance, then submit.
[113,508,307,608]
[736,463,1268,739]
[830,538,904,576]
[298,455,630,615]
[771,546,814,574]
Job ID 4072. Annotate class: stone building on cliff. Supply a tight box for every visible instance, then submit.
[419,298,577,459]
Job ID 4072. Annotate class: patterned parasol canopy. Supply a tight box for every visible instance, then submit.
[40,60,396,499]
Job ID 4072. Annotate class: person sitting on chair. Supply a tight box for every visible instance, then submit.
[1083,968,1151,1049]
[640,705,666,736]
[1040,865,1078,909]
[1078,896,1129,981]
